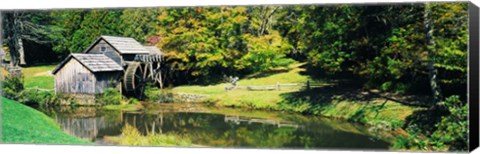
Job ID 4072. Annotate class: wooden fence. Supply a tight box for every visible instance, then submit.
[224,80,330,91]
[25,87,55,92]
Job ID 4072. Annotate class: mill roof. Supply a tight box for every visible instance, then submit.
[52,53,123,74]
[143,46,162,55]
[85,35,151,54]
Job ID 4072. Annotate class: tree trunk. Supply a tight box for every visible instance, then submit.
[424,3,442,105]
[18,38,26,65]
[4,12,21,67]
[258,6,279,36]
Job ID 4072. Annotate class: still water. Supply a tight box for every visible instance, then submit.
[36,103,392,150]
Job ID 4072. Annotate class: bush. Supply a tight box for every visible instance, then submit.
[19,89,62,106]
[96,88,122,105]
[393,95,468,151]
[1,74,72,106]
[145,87,174,103]
[126,97,140,105]
[429,96,468,151]
[1,74,25,100]
[112,124,193,146]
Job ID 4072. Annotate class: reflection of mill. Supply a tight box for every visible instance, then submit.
[55,116,111,141]
[53,112,167,141]
[126,113,165,135]
[224,115,301,128]
[47,106,124,142]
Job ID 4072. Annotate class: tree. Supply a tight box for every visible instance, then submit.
[2,12,22,66]
[50,9,123,55]
[424,3,442,104]
[283,5,361,73]
[157,6,293,84]
[120,8,160,43]
[249,6,280,36]
[2,11,54,66]
[430,3,468,99]
[49,10,86,58]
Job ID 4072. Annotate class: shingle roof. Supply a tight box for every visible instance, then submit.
[99,36,150,54]
[143,46,162,55]
[52,54,123,74]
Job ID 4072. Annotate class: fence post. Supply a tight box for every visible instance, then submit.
[306,80,310,90]
[276,82,280,91]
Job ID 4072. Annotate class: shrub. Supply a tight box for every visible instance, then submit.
[19,89,60,106]
[126,97,140,105]
[145,87,174,103]
[115,124,193,146]
[119,124,144,146]
[429,95,468,151]
[96,88,122,105]
[380,81,392,92]
[393,95,468,151]
[1,74,24,100]
[273,58,296,69]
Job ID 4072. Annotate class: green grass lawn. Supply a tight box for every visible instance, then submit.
[172,63,322,108]
[21,64,56,89]
[24,76,54,89]
[104,103,144,112]
[21,64,57,77]
[1,97,90,144]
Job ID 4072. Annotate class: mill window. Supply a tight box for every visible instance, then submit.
[100,46,107,52]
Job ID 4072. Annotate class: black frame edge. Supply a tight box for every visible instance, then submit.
[469,1,479,152]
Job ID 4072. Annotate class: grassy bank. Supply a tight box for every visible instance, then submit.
[295,95,420,129]
[1,97,90,144]
[103,103,144,112]
[170,63,422,129]
[22,64,56,89]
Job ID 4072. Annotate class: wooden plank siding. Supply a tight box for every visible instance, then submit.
[94,72,122,93]
[54,58,122,95]
[87,40,123,66]
[54,58,95,94]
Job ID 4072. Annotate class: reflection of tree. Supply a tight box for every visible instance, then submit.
[234,126,297,148]
[299,135,313,148]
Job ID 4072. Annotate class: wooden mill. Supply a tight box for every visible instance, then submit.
[52,36,165,99]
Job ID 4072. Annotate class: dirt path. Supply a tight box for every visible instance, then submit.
[33,70,53,76]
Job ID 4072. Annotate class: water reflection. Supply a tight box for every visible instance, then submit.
[37,105,391,149]
[38,106,123,142]
[224,115,301,128]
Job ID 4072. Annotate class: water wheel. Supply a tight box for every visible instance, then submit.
[123,62,148,99]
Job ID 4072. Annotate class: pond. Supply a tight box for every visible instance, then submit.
[36,103,393,150]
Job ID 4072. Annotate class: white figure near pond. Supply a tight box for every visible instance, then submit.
[224,75,239,91]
